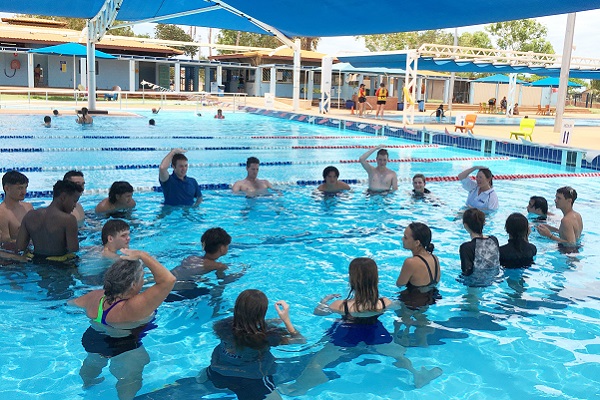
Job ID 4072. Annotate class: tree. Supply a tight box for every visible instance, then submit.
[300,37,320,51]
[216,30,281,54]
[17,15,139,37]
[485,19,554,53]
[359,30,454,52]
[154,24,197,57]
[458,31,493,49]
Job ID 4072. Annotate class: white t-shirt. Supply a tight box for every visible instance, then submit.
[461,178,498,210]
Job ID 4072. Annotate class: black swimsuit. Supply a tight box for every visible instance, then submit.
[407,255,439,288]
[327,298,392,347]
[401,255,441,310]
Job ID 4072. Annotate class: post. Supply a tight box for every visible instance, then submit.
[448,28,458,112]
[129,59,136,92]
[292,38,301,111]
[174,62,181,92]
[86,21,97,111]
[554,13,576,133]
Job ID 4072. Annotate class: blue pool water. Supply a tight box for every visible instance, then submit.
[1,111,600,399]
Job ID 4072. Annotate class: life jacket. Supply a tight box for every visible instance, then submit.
[376,88,388,101]
[358,88,366,98]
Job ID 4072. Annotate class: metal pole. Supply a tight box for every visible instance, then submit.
[554,13,576,133]
[447,28,458,112]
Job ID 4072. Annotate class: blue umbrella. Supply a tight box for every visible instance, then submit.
[528,77,582,88]
[473,74,524,84]
[30,43,116,90]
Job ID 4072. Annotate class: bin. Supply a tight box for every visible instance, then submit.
[346,100,355,109]
[417,100,425,112]
[397,102,404,111]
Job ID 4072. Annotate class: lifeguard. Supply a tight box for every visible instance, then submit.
[375,83,388,119]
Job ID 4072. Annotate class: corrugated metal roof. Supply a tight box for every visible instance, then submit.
[0,24,183,55]
[211,48,329,62]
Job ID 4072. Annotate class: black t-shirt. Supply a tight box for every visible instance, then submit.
[499,239,537,269]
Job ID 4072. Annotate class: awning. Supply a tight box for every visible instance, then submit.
[30,43,116,59]
[528,77,583,87]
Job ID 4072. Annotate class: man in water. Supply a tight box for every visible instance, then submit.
[63,170,86,226]
[0,171,33,248]
[527,196,554,220]
[159,148,202,207]
[359,145,398,192]
[17,180,83,258]
[412,173,431,197]
[101,219,130,258]
[171,227,231,281]
[317,166,351,193]
[232,157,274,195]
[537,186,583,244]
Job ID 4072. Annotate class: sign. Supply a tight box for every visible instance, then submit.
[264,93,274,109]
[59,61,66,73]
[561,120,574,145]
[455,113,466,127]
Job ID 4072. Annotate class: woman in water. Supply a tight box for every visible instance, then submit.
[459,208,500,287]
[457,166,498,211]
[500,213,537,268]
[197,289,305,400]
[71,249,176,399]
[396,222,441,309]
[282,258,442,395]
[76,107,94,124]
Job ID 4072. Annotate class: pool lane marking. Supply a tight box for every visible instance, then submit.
[0,144,439,153]
[13,172,600,199]
[2,157,510,173]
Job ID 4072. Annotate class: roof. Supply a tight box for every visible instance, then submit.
[1,17,67,28]
[210,48,329,63]
[1,1,599,38]
[0,23,183,56]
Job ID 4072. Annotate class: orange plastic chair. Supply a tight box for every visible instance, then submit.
[535,105,543,115]
[454,114,477,134]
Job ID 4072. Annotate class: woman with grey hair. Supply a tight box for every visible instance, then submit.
[70,249,176,399]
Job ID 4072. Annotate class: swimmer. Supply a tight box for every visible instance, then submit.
[317,166,351,193]
[232,157,274,195]
[459,208,500,287]
[537,186,583,245]
[411,173,431,197]
[101,219,130,259]
[53,109,60,116]
[196,290,304,399]
[457,166,498,211]
[159,149,203,207]
[500,213,537,268]
[152,107,161,114]
[149,119,155,126]
[76,107,93,124]
[95,181,136,215]
[527,196,554,220]
[359,145,398,192]
[171,227,231,281]
[63,170,86,226]
[0,171,33,248]
[396,222,440,288]
[43,116,51,127]
[214,109,225,119]
[16,180,83,258]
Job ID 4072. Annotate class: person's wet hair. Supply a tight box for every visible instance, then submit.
[101,219,130,245]
[347,257,380,312]
[81,107,89,116]
[376,149,389,158]
[478,168,493,187]
[323,166,340,179]
[63,170,84,181]
[408,222,434,252]
[412,173,426,183]
[505,213,529,251]
[108,181,134,204]
[201,227,231,254]
[463,208,485,234]
[231,289,269,349]
[44,116,51,124]
[103,259,144,303]
[53,179,83,198]
[149,119,155,126]
[557,186,577,204]
[53,109,59,116]
[171,153,188,167]
[246,156,259,168]
[529,196,548,215]
[2,170,29,188]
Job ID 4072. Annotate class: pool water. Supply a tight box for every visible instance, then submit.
[1,111,599,399]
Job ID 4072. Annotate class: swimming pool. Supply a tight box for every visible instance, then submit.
[1,110,599,399]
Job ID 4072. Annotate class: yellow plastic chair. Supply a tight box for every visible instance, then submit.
[454,114,477,134]
[510,118,536,141]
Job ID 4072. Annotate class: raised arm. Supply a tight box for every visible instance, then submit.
[458,166,485,181]
[359,145,385,171]
[120,249,176,320]
[159,148,185,182]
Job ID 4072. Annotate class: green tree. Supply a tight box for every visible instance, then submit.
[485,19,554,53]
[458,31,493,49]
[17,15,139,37]
[359,30,454,52]
[216,30,281,53]
[154,24,197,57]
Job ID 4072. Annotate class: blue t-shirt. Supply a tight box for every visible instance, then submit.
[160,172,202,206]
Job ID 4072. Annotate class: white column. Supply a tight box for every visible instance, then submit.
[86,22,97,111]
[292,38,301,111]
[80,59,87,89]
[174,62,181,92]
[255,67,262,96]
[129,60,136,92]
[307,70,314,102]
[27,53,34,88]
[554,13,576,133]
[270,66,277,96]
[216,65,223,86]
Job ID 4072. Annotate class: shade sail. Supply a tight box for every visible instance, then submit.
[338,54,600,79]
[528,77,583,87]
[30,43,116,59]
[473,74,524,84]
[1,0,600,37]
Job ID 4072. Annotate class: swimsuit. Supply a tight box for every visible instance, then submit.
[327,299,392,347]
[94,295,126,326]
[401,255,441,309]
[407,255,439,288]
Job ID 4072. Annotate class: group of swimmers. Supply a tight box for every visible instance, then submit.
[0,144,585,399]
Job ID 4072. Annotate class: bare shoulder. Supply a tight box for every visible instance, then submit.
[23,202,34,211]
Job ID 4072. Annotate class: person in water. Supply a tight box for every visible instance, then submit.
[359,145,398,193]
[457,166,498,211]
[536,186,583,245]
[195,289,305,400]
[317,166,351,193]
[500,213,537,268]
[70,249,175,399]
[459,208,500,287]
[282,258,442,395]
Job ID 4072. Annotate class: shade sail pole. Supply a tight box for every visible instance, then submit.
[86,23,97,111]
[554,13,576,133]
[293,38,301,111]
